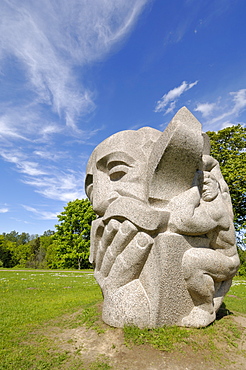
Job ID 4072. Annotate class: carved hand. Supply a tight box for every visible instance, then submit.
[92,218,154,292]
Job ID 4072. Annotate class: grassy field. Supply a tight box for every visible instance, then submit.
[0,270,245,369]
[224,278,246,314]
[0,270,102,369]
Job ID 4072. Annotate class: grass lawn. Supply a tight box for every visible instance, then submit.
[0,270,245,369]
[0,270,102,369]
[224,277,246,314]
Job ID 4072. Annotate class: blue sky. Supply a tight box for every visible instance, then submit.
[1,0,246,235]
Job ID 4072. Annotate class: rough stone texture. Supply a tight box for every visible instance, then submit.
[85,107,240,328]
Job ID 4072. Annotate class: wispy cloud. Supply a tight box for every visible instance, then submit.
[0,0,149,204]
[22,205,58,220]
[0,0,148,133]
[33,149,68,162]
[23,171,85,202]
[0,103,62,144]
[194,102,216,117]
[164,1,232,45]
[194,89,246,130]
[230,89,246,114]
[154,81,198,114]
[0,208,9,213]
[0,150,48,176]
[0,147,85,201]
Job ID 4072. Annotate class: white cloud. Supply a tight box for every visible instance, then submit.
[0,147,85,202]
[0,104,62,143]
[221,121,235,129]
[22,205,58,220]
[0,0,150,206]
[154,81,198,114]
[0,120,30,141]
[0,208,9,213]
[194,102,216,117]
[23,171,86,202]
[0,150,47,176]
[230,89,246,114]
[194,88,246,130]
[20,162,48,177]
[0,0,148,133]
[33,149,68,162]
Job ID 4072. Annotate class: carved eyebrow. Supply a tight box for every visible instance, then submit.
[96,152,135,172]
[107,160,131,171]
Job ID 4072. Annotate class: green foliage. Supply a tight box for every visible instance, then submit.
[0,199,95,270]
[0,236,16,268]
[0,232,54,269]
[5,240,33,268]
[237,230,246,274]
[237,248,246,276]
[206,124,246,231]
[2,231,35,246]
[52,199,96,269]
[42,229,55,237]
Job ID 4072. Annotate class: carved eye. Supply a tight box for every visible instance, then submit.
[107,161,130,181]
[85,174,93,200]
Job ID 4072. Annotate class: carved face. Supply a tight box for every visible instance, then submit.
[202,172,219,202]
[85,128,161,216]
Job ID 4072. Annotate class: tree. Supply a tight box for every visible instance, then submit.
[2,231,31,246]
[0,236,16,267]
[42,230,55,237]
[206,124,246,231]
[52,199,96,269]
[9,242,33,268]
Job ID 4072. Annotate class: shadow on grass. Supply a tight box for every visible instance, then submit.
[216,302,233,321]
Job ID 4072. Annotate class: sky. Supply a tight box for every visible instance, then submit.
[0,0,246,235]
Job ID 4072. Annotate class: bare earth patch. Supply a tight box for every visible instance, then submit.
[41,310,246,370]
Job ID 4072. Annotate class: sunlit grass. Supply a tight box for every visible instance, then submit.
[224,277,246,314]
[0,270,102,369]
[0,271,245,369]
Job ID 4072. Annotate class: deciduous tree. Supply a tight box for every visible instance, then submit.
[207,124,246,232]
[52,199,96,269]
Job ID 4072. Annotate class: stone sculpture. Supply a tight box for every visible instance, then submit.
[85,107,240,328]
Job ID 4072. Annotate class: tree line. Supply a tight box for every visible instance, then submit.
[0,125,245,273]
[0,199,96,270]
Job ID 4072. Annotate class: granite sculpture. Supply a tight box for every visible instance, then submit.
[85,107,240,328]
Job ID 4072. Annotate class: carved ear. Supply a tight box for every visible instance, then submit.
[148,107,204,206]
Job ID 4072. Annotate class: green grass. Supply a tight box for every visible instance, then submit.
[123,314,243,351]
[124,325,190,351]
[223,277,246,314]
[0,270,245,369]
[0,270,102,369]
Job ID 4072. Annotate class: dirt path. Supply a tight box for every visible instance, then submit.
[43,311,246,370]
